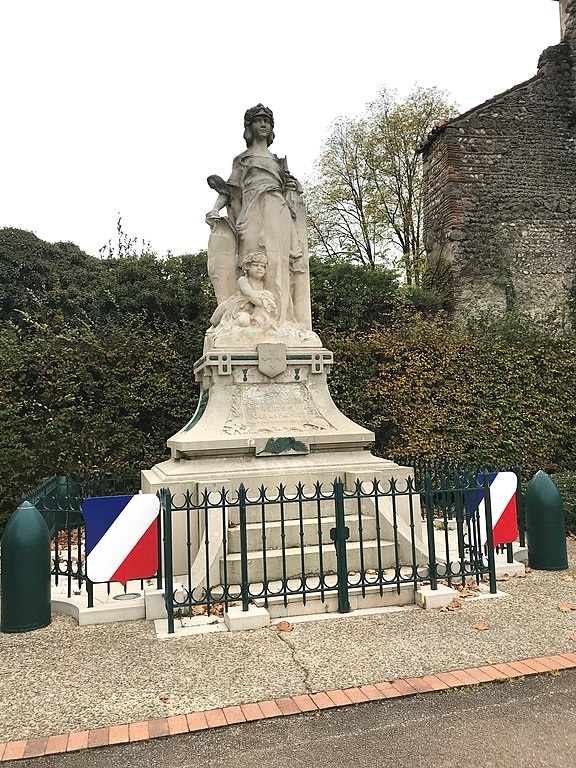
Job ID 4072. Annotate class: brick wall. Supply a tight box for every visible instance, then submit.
[422,0,576,319]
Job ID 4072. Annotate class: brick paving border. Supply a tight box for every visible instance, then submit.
[2,654,576,762]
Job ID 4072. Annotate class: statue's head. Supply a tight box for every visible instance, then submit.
[243,104,275,147]
[241,251,268,274]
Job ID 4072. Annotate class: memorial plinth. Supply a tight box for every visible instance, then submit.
[141,103,422,581]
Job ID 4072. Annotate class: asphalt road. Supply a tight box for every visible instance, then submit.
[16,671,576,768]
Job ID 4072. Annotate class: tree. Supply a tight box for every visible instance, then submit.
[307,86,459,283]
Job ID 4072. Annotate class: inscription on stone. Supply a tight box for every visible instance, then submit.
[223,383,331,434]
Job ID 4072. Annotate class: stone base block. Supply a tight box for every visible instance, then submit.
[144,587,167,620]
[415,584,460,609]
[495,555,526,577]
[51,590,146,625]
[224,604,270,631]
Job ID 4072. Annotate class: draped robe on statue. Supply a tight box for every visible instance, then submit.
[227,150,303,326]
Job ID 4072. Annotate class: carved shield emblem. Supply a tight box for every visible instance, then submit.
[257,343,287,379]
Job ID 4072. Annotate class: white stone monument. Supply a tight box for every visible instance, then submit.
[142,104,421,581]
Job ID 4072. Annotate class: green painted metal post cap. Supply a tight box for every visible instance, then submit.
[1,501,52,633]
[525,470,568,571]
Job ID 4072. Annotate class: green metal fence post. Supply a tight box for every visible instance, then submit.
[330,478,350,613]
[424,473,438,590]
[156,499,163,591]
[238,484,250,612]
[161,489,175,634]
[514,465,526,548]
[482,472,498,594]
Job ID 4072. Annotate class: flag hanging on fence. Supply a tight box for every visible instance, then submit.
[83,494,159,586]
[464,472,518,548]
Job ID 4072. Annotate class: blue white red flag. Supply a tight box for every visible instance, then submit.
[83,494,159,586]
[464,472,518,548]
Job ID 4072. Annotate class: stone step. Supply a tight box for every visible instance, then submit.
[226,496,380,525]
[226,514,378,553]
[254,581,416,619]
[221,539,396,583]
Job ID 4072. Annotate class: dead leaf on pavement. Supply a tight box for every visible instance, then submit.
[159,694,169,702]
[496,575,509,582]
[525,567,532,574]
[562,575,575,582]
[472,621,489,631]
[570,635,576,643]
[440,598,463,613]
[558,603,576,613]
[275,620,294,632]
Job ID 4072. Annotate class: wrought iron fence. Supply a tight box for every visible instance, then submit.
[394,456,526,550]
[160,470,500,634]
[21,472,151,606]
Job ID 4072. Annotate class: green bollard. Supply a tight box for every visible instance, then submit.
[1,501,52,632]
[525,470,568,571]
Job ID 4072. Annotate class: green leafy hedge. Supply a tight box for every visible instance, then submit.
[323,312,576,478]
[553,472,576,535]
[3,228,576,533]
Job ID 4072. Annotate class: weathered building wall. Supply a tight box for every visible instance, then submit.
[422,0,576,319]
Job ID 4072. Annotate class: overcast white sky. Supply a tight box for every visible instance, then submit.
[0,0,563,258]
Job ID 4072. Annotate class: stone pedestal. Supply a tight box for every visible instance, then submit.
[164,344,373,459]
[142,343,424,581]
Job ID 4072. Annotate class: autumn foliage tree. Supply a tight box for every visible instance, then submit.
[307,85,459,283]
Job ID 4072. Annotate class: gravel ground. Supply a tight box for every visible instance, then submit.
[1,543,576,742]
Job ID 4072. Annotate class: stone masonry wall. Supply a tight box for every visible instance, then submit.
[422,0,576,319]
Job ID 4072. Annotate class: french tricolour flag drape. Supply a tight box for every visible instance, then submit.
[83,494,159,586]
[465,472,518,548]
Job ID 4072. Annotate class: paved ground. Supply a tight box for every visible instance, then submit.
[9,671,576,768]
[1,542,576,762]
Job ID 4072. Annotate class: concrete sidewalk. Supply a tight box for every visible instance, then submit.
[1,542,576,761]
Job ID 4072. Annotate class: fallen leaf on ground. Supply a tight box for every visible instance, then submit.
[525,567,532,574]
[348,571,358,577]
[440,598,462,613]
[472,621,489,631]
[570,635,576,643]
[159,694,169,703]
[562,575,575,582]
[366,568,377,575]
[274,620,294,632]
[496,575,509,582]
[558,604,576,613]
[192,605,207,616]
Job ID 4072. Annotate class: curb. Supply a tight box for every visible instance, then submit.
[2,653,576,762]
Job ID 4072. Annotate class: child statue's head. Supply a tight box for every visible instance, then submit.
[241,252,268,276]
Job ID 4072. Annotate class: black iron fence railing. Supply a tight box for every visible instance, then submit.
[21,473,152,606]
[15,460,524,629]
[159,470,505,635]
[394,456,526,550]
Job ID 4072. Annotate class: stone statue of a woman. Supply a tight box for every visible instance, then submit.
[205,104,316,348]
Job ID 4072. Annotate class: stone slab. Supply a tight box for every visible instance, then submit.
[415,584,460,609]
[224,605,270,631]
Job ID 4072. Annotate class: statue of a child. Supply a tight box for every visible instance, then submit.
[209,252,277,330]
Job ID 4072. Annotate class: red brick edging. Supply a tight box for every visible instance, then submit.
[2,653,576,762]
